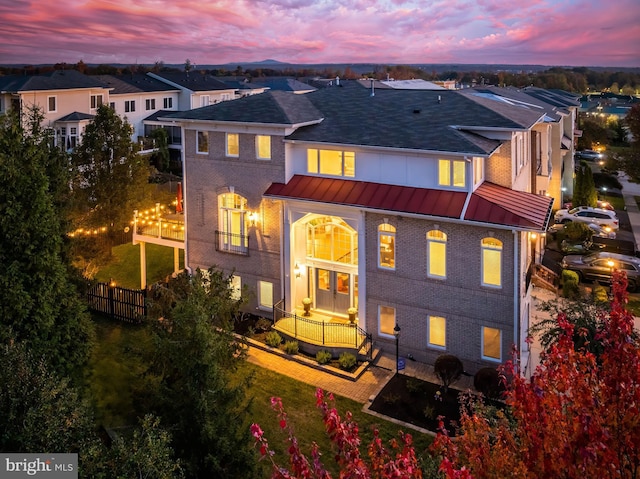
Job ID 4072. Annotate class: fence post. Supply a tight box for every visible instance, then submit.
[108,279,115,319]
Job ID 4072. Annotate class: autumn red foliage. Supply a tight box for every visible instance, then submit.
[251,389,423,479]
[432,271,640,478]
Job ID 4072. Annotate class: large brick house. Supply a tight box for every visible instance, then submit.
[163,81,579,374]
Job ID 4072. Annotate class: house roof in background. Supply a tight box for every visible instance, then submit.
[93,74,179,94]
[250,77,316,92]
[148,71,235,92]
[0,70,107,92]
[265,175,553,230]
[56,111,95,122]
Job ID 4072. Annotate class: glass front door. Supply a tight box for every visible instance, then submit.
[315,268,351,313]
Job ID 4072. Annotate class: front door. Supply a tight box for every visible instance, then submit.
[315,268,351,313]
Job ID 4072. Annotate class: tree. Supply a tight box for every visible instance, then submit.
[432,271,640,478]
[434,354,464,393]
[142,268,256,478]
[252,389,423,478]
[150,127,170,172]
[572,161,597,207]
[0,108,94,375]
[625,103,640,147]
[70,104,152,244]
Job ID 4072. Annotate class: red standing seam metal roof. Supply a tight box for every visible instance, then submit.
[264,175,553,230]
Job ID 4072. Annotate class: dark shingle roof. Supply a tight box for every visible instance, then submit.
[162,91,323,125]
[149,71,234,91]
[93,74,179,94]
[56,112,94,121]
[251,77,316,92]
[0,70,107,92]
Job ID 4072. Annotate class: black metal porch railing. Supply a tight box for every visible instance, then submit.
[273,299,372,359]
[214,230,249,256]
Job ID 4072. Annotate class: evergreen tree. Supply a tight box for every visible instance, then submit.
[0,108,94,375]
[583,162,598,207]
[70,104,152,244]
[572,161,585,206]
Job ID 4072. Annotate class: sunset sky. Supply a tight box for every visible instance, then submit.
[1,0,639,67]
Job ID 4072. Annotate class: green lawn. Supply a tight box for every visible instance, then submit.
[95,243,184,289]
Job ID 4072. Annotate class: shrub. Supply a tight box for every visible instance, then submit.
[592,283,609,303]
[423,404,436,420]
[283,340,299,355]
[254,317,272,332]
[265,331,282,348]
[338,352,357,371]
[316,350,332,365]
[406,377,426,395]
[474,367,504,399]
[562,270,580,299]
[434,354,463,392]
[563,222,593,242]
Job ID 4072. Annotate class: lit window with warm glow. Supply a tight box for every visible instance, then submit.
[218,193,248,253]
[438,159,465,187]
[230,275,241,300]
[226,133,239,157]
[258,281,273,311]
[428,315,446,349]
[473,157,483,186]
[427,230,447,278]
[379,305,395,337]
[256,135,271,160]
[378,223,395,270]
[481,237,502,287]
[306,217,357,265]
[482,326,501,361]
[197,131,208,154]
[307,149,355,177]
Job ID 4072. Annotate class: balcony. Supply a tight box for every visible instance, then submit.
[133,207,184,249]
[215,231,249,256]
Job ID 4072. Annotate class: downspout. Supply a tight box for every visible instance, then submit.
[280,202,286,312]
[180,123,192,275]
[513,229,519,372]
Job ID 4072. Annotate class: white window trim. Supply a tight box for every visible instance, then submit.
[481,238,502,288]
[47,96,57,113]
[438,158,466,188]
[481,326,502,362]
[226,133,239,157]
[196,131,208,154]
[426,230,447,279]
[257,280,273,311]
[377,305,396,339]
[427,315,447,350]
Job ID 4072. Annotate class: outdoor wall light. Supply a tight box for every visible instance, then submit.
[248,211,258,226]
[294,262,301,278]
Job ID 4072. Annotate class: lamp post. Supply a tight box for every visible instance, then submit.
[602,186,608,204]
[393,322,401,374]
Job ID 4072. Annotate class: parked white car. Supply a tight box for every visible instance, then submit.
[554,206,619,230]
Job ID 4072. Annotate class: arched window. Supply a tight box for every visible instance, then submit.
[427,230,447,278]
[306,217,357,265]
[218,193,248,254]
[378,223,395,269]
[481,237,502,287]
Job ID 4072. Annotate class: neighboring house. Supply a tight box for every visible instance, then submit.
[147,71,237,110]
[164,82,564,375]
[216,77,271,98]
[0,69,110,150]
[249,77,317,94]
[93,74,180,143]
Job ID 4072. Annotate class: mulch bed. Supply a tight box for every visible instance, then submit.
[369,373,462,435]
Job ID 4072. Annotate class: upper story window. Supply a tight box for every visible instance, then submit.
[378,223,395,270]
[226,133,239,157]
[145,99,156,111]
[217,192,249,255]
[109,102,115,110]
[163,97,173,109]
[197,131,209,154]
[306,217,357,265]
[481,237,502,288]
[307,149,355,177]
[91,95,103,109]
[200,95,210,107]
[473,157,483,186]
[47,96,57,113]
[125,100,135,113]
[427,230,447,279]
[256,135,271,160]
[438,159,465,188]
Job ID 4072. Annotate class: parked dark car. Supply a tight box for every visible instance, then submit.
[561,252,640,292]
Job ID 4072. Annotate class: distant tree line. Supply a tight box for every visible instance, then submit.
[1,61,639,94]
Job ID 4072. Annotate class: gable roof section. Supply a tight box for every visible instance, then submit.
[56,111,95,122]
[0,70,107,92]
[148,71,234,92]
[264,175,553,230]
[163,91,323,125]
[466,182,553,229]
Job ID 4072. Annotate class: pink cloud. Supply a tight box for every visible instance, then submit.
[0,0,637,67]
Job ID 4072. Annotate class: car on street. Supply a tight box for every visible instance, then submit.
[561,252,640,292]
[575,149,604,161]
[554,206,619,230]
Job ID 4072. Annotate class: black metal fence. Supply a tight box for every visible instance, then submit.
[87,282,146,323]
